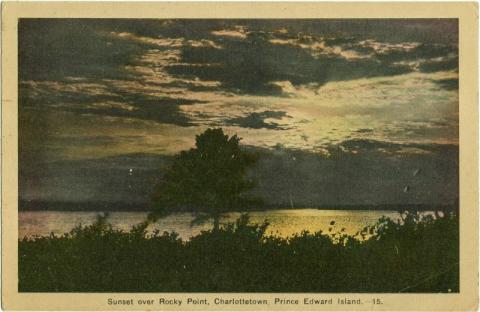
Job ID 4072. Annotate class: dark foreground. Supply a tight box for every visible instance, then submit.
[19,211,458,292]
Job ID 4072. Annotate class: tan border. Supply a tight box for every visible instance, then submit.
[1,2,478,311]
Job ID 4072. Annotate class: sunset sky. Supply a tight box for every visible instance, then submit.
[19,19,459,206]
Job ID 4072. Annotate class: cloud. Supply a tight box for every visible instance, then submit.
[111,31,223,49]
[19,19,458,104]
[433,78,458,90]
[355,128,374,133]
[19,79,208,126]
[419,56,458,73]
[19,20,148,81]
[211,27,248,39]
[19,153,172,203]
[330,138,457,156]
[224,110,292,130]
[51,135,144,147]
[20,141,458,206]
[172,70,459,155]
[166,33,419,95]
[18,19,459,206]
[250,141,458,206]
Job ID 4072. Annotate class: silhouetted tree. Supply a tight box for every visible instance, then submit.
[151,128,259,231]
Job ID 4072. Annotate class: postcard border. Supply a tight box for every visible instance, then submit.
[2,2,478,311]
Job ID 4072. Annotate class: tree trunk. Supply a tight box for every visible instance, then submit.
[213,214,220,232]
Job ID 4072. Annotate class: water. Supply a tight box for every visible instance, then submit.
[19,209,403,240]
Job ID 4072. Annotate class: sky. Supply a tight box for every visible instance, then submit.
[19,19,459,207]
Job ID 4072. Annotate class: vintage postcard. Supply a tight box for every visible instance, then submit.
[1,2,478,311]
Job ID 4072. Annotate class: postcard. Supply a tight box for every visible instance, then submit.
[2,2,478,311]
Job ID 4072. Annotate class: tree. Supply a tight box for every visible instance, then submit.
[151,128,260,231]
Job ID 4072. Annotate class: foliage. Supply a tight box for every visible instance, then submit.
[151,128,259,229]
[19,211,458,292]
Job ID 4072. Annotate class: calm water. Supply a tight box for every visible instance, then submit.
[19,209,404,240]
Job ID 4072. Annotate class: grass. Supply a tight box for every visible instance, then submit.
[19,210,458,292]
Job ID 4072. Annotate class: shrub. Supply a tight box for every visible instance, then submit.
[19,211,458,292]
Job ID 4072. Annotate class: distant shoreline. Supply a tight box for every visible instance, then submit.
[18,200,457,212]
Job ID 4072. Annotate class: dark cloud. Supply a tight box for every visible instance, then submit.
[50,135,144,147]
[20,141,458,206]
[163,21,456,95]
[336,139,404,153]
[20,153,172,203]
[19,19,148,81]
[375,43,456,63]
[355,128,374,133]
[248,141,458,206]
[433,78,459,91]
[276,19,458,45]
[19,18,458,99]
[19,79,208,127]
[225,111,292,130]
[166,33,415,95]
[419,57,458,73]
[323,37,358,47]
[18,19,459,207]
[331,139,458,155]
[18,19,221,128]
[381,120,458,143]
[165,35,302,95]
[182,19,458,44]
[157,80,222,93]
[65,95,206,126]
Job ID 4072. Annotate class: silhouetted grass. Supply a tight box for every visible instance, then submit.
[19,211,458,292]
